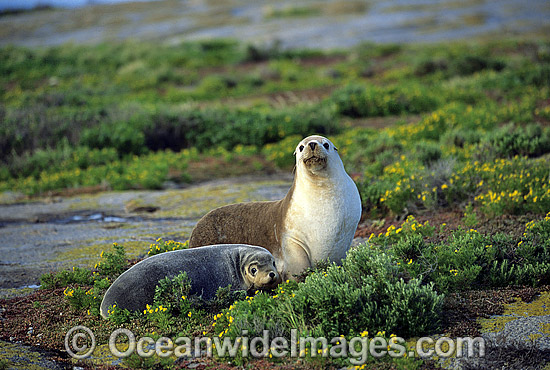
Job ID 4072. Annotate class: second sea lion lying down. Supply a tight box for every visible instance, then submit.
[100,244,280,318]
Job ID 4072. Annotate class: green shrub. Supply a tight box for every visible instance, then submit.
[153,272,193,316]
[0,148,189,194]
[331,83,441,118]
[371,213,550,292]
[355,42,402,59]
[413,141,442,165]
[450,55,505,76]
[414,58,449,77]
[141,104,338,154]
[261,135,301,168]
[0,359,9,370]
[215,241,443,340]
[5,143,119,180]
[415,53,505,77]
[96,242,127,277]
[40,266,94,289]
[243,41,283,62]
[105,304,136,325]
[462,203,480,227]
[296,245,442,338]
[63,276,110,314]
[357,177,392,216]
[0,104,105,162]
[480,123,550,160]
[519,214,550,267]
[441,127,483,148]
[514,64,550,87]
[80,122,147,156]
[147,238,189,256]
[350,97,550,216]
[190,105,339,150]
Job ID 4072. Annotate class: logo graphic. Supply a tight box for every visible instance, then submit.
[64,325,96,359]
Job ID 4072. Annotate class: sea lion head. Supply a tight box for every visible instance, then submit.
[294,135,341,176]
[241,247,281,291]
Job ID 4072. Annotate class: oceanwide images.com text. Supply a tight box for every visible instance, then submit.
[65,326,485,364]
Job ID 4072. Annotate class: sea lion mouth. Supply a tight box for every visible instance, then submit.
[302,154,328,172]
[303,155,327,166]
[248,269,281,292]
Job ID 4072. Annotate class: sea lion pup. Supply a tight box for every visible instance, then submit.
[100,244,280,318]
[189,135,362,279]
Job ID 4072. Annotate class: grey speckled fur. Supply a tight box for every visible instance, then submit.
[100,244,278,318]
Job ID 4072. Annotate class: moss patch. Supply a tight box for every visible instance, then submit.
[82,343,126,368]
[503,291,550,317]
[154,179,291,219]
[478,315,517,333]
[0,341,64,370]
[478,290,550,354]
[479,291,550,333]
[49,239,149,268]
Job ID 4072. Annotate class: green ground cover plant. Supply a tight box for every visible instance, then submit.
[368,213,550,292]
[39,240,440,368]
[2,39,550,222]
[21,210,549,368]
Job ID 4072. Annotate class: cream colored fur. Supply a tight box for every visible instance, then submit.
[280,135,362,277]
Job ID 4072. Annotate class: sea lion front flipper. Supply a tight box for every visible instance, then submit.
[283,241,311,280]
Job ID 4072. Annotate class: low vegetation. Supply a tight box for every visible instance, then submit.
[1,37,550,368]
[14,211,547,369]
[2,39,549,220]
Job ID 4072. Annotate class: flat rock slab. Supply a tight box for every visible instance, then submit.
[445,291,550,369]
[0,175,292,294]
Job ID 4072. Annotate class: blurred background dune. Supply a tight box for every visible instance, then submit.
[1,0,549,48]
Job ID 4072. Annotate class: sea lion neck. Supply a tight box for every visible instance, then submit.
[228,247,247,286]
[295,162,345,191]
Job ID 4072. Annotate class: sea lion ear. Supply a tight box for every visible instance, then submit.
[334,147,338,152]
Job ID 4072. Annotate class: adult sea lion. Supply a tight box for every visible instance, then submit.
[189,135,362,279]
[100,244,280,318]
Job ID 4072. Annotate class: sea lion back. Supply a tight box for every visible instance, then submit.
[189,201,284,256]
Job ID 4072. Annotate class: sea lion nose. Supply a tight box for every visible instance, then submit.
[308,142,317,150]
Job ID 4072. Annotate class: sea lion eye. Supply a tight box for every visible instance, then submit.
[250,267,257,276]
[323,143,330,150]
[299,145,304,152]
